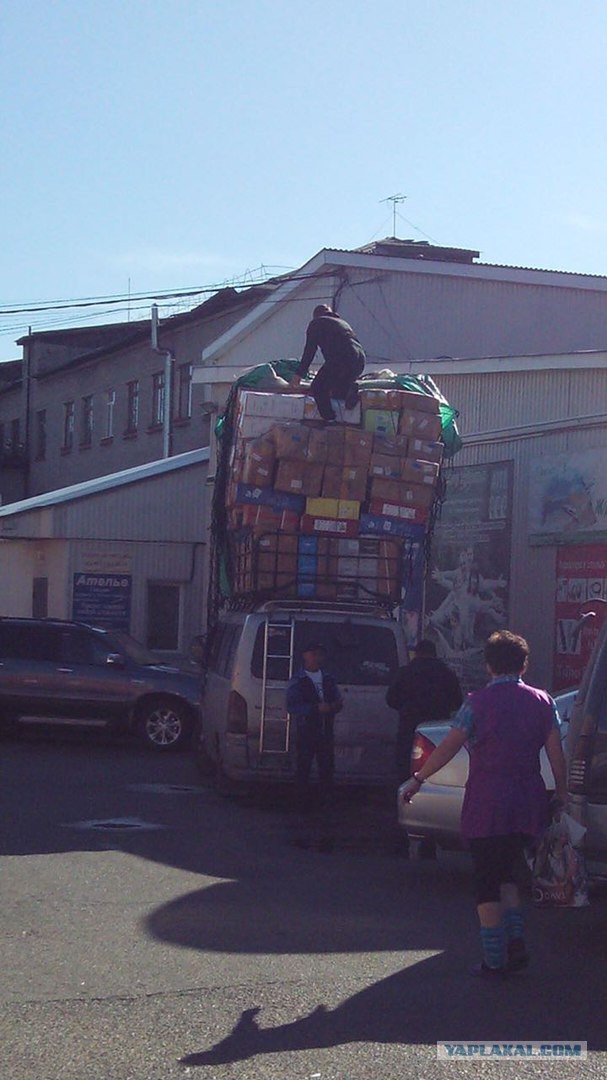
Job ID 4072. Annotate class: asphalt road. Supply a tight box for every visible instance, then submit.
[1,726,606,1080]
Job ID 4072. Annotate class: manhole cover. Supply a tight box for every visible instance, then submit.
[63,817,164,832]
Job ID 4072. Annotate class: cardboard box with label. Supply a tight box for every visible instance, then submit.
[274,460,324,497]
[400,458,440,486]
[363,408,400,437]
[399,410,442,442]
[370,477,436,508]
[300,515,360,538]
[238,436,276,487]
[343,428,373,464]
[239,390,306,421]
[235,482,306,515]
[270,423,310,461]
[368,499,430,525]
[369,453,403,480]
[372,432,410,458]
[359,513,428,540]
[322,464,368,502]
[408,438,444,464]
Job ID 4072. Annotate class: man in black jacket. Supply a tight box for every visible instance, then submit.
[289,305,365,420]
[387,639,463,858]
[387,639,463,784]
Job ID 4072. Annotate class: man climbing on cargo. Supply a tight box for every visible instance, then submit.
[289,304,366,421]
[286,641,343,849]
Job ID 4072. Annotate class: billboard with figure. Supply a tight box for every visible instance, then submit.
[425,462,513,693]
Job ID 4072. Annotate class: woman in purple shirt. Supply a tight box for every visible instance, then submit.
[400,629,568,977]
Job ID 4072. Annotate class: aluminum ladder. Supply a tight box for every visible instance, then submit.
[259,615,295,755]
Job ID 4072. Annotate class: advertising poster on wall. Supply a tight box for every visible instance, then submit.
[425,462,513,693]
[72,552,133,632]
[554,545,607,691]
[529,450,607,545]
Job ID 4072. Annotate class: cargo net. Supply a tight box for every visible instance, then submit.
[207,360,462,625]
[227,529,414,608]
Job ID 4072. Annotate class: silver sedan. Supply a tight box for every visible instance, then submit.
[397,689,576,852]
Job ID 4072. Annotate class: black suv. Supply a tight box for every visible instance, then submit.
[0,617,202,750]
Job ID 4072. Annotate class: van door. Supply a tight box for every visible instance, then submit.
[568,627,607,871]
[294,618,402,783]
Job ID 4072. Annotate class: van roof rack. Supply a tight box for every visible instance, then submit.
[253,599,395,618]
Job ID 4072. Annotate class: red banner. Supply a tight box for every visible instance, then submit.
[554,545,607,691]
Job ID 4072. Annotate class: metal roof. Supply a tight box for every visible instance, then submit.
[0,447,209,518]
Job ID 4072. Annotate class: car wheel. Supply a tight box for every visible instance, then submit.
[137,697,191,751]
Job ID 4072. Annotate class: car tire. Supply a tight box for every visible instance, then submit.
[136,696,191,751]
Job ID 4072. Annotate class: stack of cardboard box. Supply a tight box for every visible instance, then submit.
[225,386,443,600]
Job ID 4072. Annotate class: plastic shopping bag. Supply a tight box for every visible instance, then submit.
[532,812,589,908]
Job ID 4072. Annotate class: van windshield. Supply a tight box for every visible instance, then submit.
[251,620,399,685]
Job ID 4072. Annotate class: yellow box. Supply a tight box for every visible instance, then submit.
[306,496,339,518]
[337,500,361,521]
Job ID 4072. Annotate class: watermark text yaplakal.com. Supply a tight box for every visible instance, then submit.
[437,1042,587,1060]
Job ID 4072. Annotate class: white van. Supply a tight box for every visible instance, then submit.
[197,601,408,789]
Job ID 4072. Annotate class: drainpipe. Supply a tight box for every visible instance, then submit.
[151,304,174,458]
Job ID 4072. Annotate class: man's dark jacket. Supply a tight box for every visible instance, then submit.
[296,314,365,378]
[386,656,463,728]
[287,668,343,731]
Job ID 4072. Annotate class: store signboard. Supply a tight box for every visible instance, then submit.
[554,544,607,691]
[72,552,133,632]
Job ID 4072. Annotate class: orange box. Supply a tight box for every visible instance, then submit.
[400,458,440,486]
[323,465,368,501]
[408,438,444,464]
[343,427,373,465]
[275,460,324,497]
[396,390,440,414]
[369,453,402,480]
[368,498,430,525]
[372,433,409,458]
[359,389,407,411]
[270,423,310,461]
[370,477,436,508]
[238,436,276,487]
[257,533,298,592]
[399,410,442,441]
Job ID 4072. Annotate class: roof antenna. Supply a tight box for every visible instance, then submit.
[380,193,407,238]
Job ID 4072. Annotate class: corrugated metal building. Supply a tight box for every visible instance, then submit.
[0,449,209,657]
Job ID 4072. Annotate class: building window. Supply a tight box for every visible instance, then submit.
[177,363,192,420]
[152,371,166,427]
[80,395,94,447]
[10,417,20,450]
[105,390,115,439]
[32,577,48,619]
[62,401,75,451]
[35,410,47,460]
[126,380,139,434]
[146,582,180,651]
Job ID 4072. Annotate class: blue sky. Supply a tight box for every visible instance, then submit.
[1,0,606,361]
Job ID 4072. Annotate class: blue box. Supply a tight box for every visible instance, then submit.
[359,513,426,542]
[297,554,318,576]
[235,483,306,515]
[298,536,318,556]
[297,580,317,598]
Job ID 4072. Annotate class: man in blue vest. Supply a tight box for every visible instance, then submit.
[287,642,343,844]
